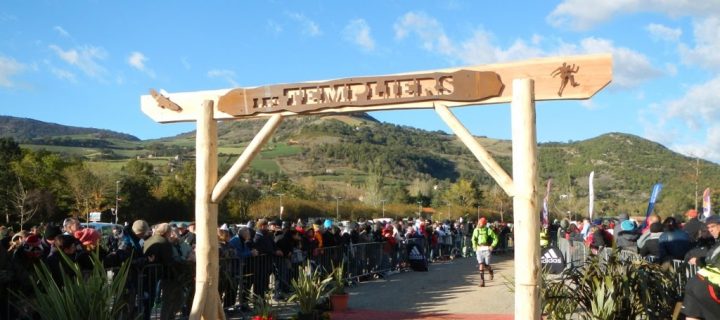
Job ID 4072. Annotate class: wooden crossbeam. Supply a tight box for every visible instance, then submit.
[141,54,611,123]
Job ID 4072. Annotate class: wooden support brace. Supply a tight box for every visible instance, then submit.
[434,103,515,197]
[211,114,284,203]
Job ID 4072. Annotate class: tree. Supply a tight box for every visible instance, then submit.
[64,164,108,218]
[13,178,39,228]
[119,160,160,222]
[363,159,385,208]
[0,137,21,223]
[11,149,70,221]
[224,183,262,222]
[443,179,479,209]
[160,161,195,217]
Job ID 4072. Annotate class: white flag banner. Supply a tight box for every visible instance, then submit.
[589,171,595,219]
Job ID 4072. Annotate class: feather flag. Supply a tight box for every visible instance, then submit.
[703,188,711,219]
[542,179,552,228]
[641,183,663,229]
[588,171,595,219]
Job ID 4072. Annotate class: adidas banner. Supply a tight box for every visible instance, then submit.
[540,246,565,274]
[406,239,428,272]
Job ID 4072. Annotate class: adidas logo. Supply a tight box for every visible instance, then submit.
[541,249,563,264]
[409,246,423,259]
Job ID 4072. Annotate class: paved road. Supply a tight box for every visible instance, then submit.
[332,253,515,319]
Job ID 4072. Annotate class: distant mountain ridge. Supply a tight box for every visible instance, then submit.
[2,113,718,217]
[0,115,140,142]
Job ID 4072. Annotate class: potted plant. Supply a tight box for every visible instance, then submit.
[289,262,332,320]
[251,291,276,320]
[329,261,349,312]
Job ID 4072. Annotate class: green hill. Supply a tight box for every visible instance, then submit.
[2,113,718,218]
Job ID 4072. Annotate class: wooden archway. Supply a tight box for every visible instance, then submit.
[141,54,612,320]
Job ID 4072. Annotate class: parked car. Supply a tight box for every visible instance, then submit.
[81,222,123,237]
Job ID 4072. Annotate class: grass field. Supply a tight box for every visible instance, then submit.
[251,159,280,172]
[262,143,303,158]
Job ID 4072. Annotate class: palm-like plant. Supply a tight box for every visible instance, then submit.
[288,262,332,317]
[329,261,346,295]
[542,250,680,320]
[14,250,132,320]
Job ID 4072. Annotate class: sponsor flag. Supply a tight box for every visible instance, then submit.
[642,183,663,228]
[703,188,712,219]
[589,171,595,219]
[542,179,552,228]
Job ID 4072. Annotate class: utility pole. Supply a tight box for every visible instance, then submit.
[381,199,387,218]
[115,180,120,224]
[417,200,422,218]
[334,196,342,220]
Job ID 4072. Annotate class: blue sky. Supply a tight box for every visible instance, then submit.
[1,1,720,161]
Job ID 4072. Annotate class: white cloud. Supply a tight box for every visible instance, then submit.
[679,17,720,69]
[394,12,453,55]
[127,51,155,78]
[665,63,678,76]
[0,55,25,87]
[568,37,663,89]
[643,75,720,162]
[645,23,681,42]
[53,26,70,37]
[547,0,720,30]
[287,13,321,37]
[393,12,660,89]
[458,30,545,64]
[50,67,76,83]
[343,19,375,51]
[664,75,720,129]
[49,44,107,79]
[267,20,283,34]
[207,69,239,87]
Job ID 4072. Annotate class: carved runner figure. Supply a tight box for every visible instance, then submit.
[551,62,580,96]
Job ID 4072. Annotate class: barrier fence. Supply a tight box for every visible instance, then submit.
[3,232,708,319]
[559,240,700,302]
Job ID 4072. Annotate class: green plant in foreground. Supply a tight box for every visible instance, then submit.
[251,291,277,320]
[329,261,346,295]
[288,262,332,316]
[542,250,680,320]
[14,250,133,320]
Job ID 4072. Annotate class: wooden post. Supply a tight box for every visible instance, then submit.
[212,114,284,203]
[434,103,515,197]
[511,79,540,320]
[190,100,224,320]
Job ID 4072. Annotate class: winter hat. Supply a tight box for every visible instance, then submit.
[132,220,150,235]
[74,228,101,246]
[25,234,42,248]
[479,217,487,226]
[44,225,62,240]
[686,209,698,219]
[706,215,720,226]
[220,223,229,231]
[323,219,333,229]
[620,220,636,231]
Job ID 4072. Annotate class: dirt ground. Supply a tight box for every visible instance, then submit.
[337,253,515,317]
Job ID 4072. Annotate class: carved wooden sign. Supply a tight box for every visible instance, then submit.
[217,70,503,116]
[141,54,611,123]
